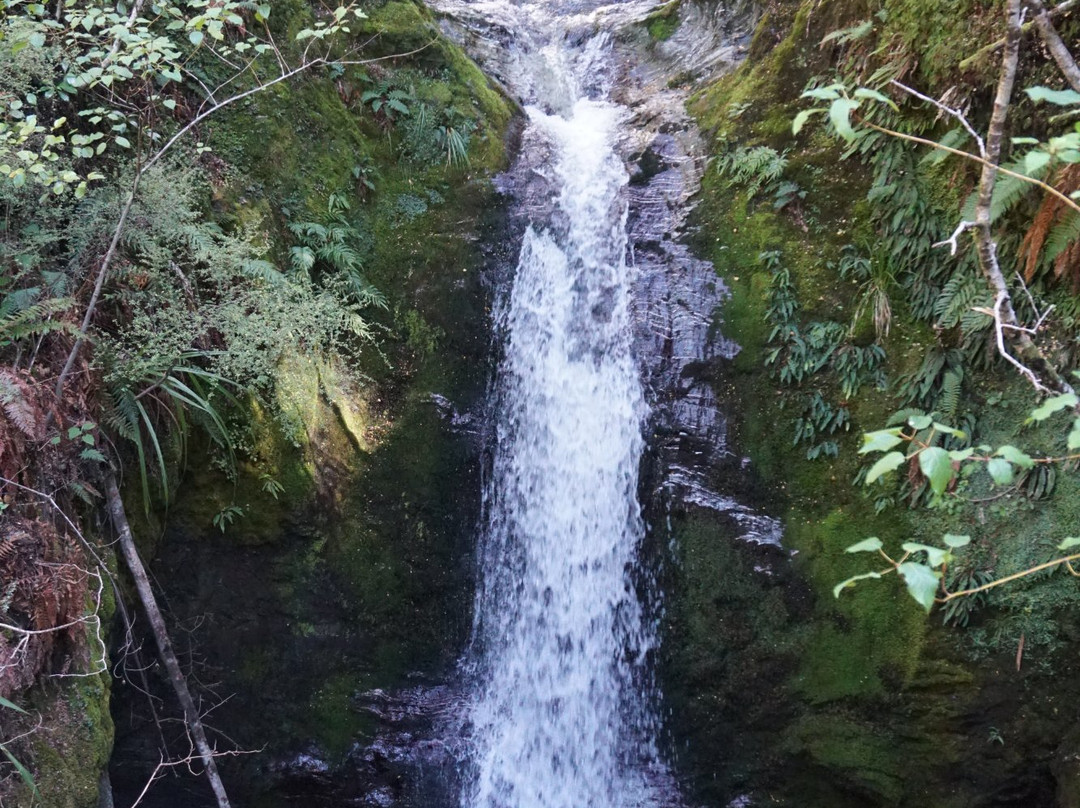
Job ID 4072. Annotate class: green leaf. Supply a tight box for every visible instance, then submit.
[918,446,954,495]
[859,428,903,454]
[162,98,176,110]
[80,447,106,463]
[801,84,844,101]
[901,542,950,568]
[0,745,38,797]
[1026,86,1080,106]
[987,457,1014,486]
[908,414,932,430]
[943,534,971,548]
[933,422,966,439]
[845,537,884,553]
[898,562,942,612]
[1068,418,1080,450]
[189,29,204,46]
[829,97,861,142]
[1057,537,1080,550]
[866,451,906,484]
[28,32,46,48]
[0,696,27,714]
[995,445,1034,469]
[1028,392,1078,422]
[948,448,975,461]
[853,87,898,110]
[833,571,882,599]
[792,108,824,135]
[114,135,131,149]
[1025,149,1052,175]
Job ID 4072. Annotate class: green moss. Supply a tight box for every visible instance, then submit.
[644,1,680,41]
[5,674,114,808]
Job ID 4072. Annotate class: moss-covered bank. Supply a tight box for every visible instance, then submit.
[659,1,1080,805]
[102,1,515,804]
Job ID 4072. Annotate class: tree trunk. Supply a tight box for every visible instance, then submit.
[105,474,232,808]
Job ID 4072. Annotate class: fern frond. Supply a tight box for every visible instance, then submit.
[0,370,45,440]
[242,259,289,286]
[1046,209,1080,262]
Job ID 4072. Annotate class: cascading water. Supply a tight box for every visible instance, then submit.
[455,7,677,808]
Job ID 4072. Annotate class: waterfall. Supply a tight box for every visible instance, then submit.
[459,8,676,807]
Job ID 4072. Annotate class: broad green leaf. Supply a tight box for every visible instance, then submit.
[793,108,824,135]
[833,571,882,599]
[902,542,950,568]
[986,457,1014,485]
[114,135,131,149]
[1028,392,1078,422]
[1068,418,1080,450]
[829,97,861,142]
[28,32,45,48]
[1025,149,1052,175]
[853,87,898,110]
[866,451,906,484]
[1058,537,1080,550]
[995,445,1034,469]
[948,448,975,461]
[859,428,903,454]
[943,534,971,548]
[163,98,176,110]
[1026,86,1080,106]
[898,562,942,613]
[933,422,966,439]
[908,414,932,430]
[918,446,954,495]
[189,29,204,46]
[801,84,844,101]
[845,537,883,553]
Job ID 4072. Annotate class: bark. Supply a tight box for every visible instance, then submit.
[105,474,232,808]
[1028,0,1080,92]
[973,0,1022,316]
[973,0,1075,394]
[959,0,1078,70]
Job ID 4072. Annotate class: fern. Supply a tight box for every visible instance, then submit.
[0,294,75,345]
[716,146,788,195]
[1045,209,1080,262]
[0,369,45,440]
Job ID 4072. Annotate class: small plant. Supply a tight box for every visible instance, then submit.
[361,81,413,130]
[259,474,285,500]
[835,398,1080,612]
[351,157,379,197]
[212,504,244,533]
[715,145,788,196]
[288,196,387,311]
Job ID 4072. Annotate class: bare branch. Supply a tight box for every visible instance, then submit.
[107,474,232,808]
[889,80,986,158]
[933,220,978,254]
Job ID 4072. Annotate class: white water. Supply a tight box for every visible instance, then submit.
[460,7,675,807]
